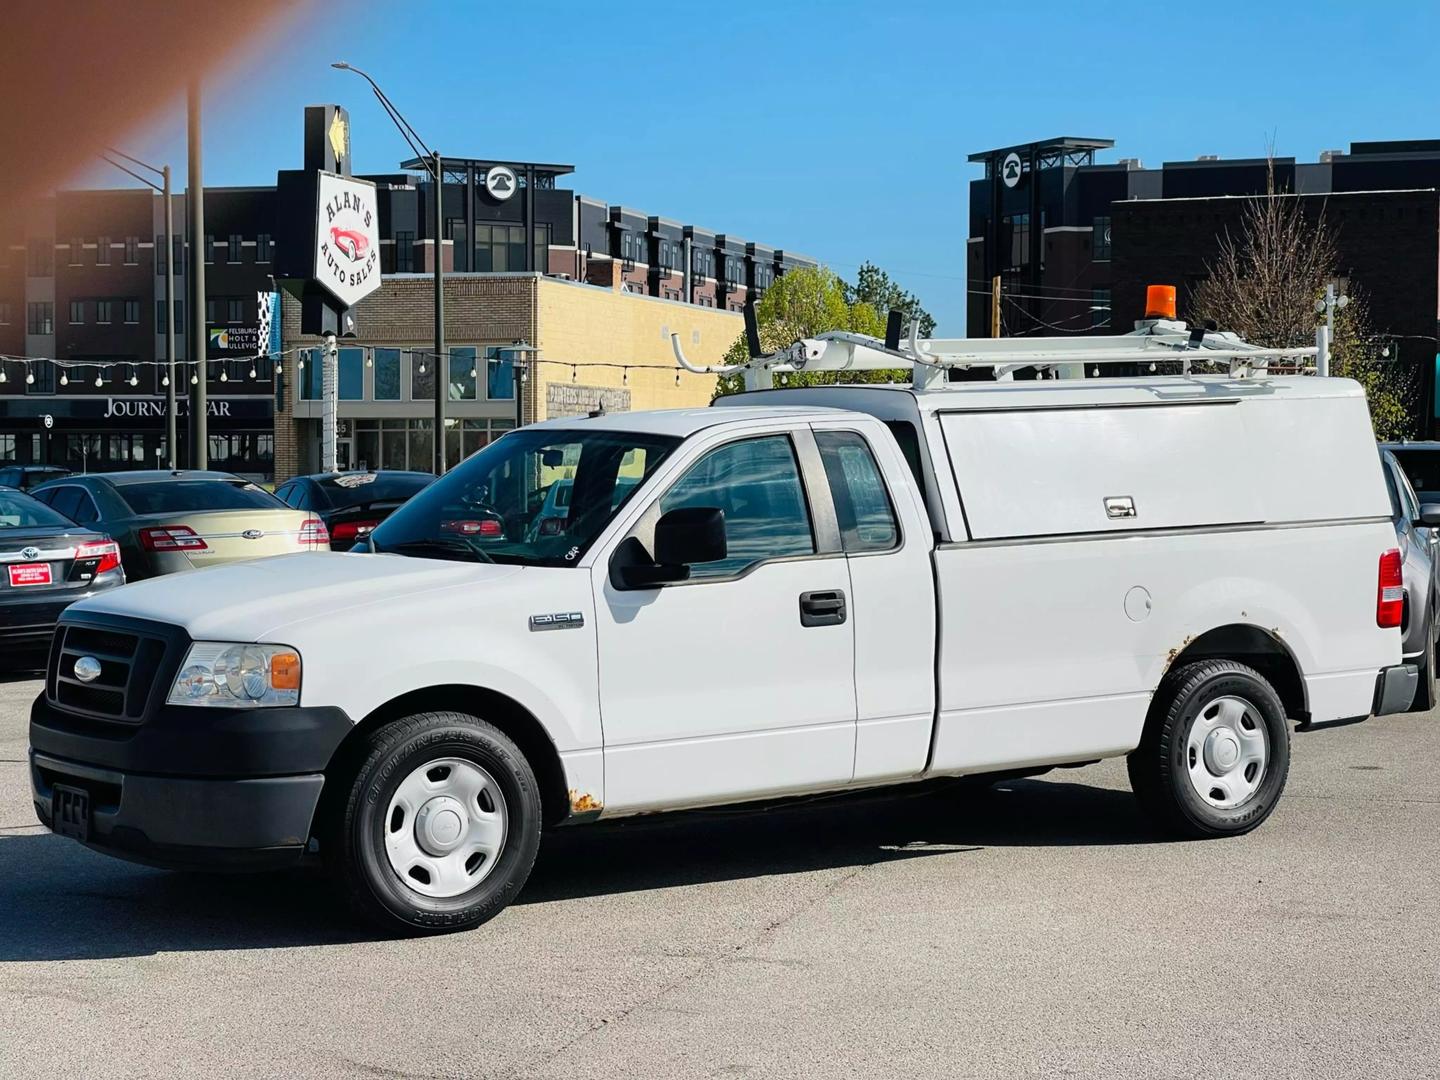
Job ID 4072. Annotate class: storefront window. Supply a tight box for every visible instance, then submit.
[411,352,435,401]
[486,347,515,400]
[449,346,477,401]
[381,420,408,470]
[338,347,364,400]
[407,419,434,473]
[299,349,323,400]
[373,348,402,401]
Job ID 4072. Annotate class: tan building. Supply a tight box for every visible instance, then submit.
[275,272,743,481]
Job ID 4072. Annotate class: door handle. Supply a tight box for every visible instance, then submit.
[799,589,847,627]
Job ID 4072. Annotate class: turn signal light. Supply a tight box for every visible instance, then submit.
[269,650,302,691]
[1377,549,1404,628]
[74,540,121,575]
[298,519,330,548]
[139,525,207,552]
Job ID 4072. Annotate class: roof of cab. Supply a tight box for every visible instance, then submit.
[528,405,857,437]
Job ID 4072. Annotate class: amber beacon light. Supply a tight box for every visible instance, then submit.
[1145,284,1178,320]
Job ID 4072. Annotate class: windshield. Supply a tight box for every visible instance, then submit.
[119,480,287,515]
[314,472,434,510]
[370,428,679,566]
[0,489,76,529]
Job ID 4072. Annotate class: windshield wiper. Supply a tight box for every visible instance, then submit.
[378,537,493,564]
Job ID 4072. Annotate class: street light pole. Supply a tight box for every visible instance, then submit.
[331,62,447,473]
[187,79,208,469]
[99,148,178,468]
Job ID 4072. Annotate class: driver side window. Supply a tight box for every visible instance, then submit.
[658,435,814,580]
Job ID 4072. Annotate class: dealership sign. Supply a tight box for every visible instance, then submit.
[314,171,381,308]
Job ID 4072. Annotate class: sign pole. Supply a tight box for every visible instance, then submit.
[322,331,338,472]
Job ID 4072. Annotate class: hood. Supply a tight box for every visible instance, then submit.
[71,551,523,641]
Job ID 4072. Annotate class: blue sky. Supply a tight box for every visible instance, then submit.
[85,0,1440,335]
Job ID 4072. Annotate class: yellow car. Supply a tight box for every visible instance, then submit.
[30,471,328,580]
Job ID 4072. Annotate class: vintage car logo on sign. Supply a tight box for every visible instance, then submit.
[73,656,102,683]
[20,546,40,560]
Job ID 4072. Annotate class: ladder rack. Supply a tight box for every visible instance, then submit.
[672,315,1325,392]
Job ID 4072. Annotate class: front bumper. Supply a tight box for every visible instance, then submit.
[1373,663,1419,716]
[30,692,353,870]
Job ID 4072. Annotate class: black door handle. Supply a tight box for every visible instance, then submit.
[799,589,847,627]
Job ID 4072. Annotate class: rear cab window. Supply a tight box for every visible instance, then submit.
[815,430,899,552]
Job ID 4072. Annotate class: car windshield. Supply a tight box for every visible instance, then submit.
[313,472,434,510]
[119,480,287,515]
[370,428,679,566]
[1389,449,1440,500]
[0,489,76,529]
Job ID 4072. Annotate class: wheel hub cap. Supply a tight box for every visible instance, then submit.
[383,757,509,899]
[1205,728,1242,773]
[1186,695,1269,811]
[415,796,467,855]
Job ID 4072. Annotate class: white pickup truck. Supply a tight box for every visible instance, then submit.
[30,373,1411,932]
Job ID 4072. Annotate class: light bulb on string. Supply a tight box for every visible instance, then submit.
[162,373,170,387]
[418,360,427,375]
[220,369,229,382]
[571,365,577,382]
[249,366,257,379]
[95,372,104,388]
[190,371,198,385]
[129,373,139,387]
[1148,362,1156,373]
[622,367,629,386]
[26,370,35,385]
[366,351,373,368]
[0,369,6,384]
[59,372,69,386]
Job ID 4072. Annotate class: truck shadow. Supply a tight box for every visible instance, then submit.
[0,777,1153,961]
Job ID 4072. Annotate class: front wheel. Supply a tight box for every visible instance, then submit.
[1128,660,1290,838]
[329,711,543,934]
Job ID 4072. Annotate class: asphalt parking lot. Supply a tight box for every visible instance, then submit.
[1,670,1436,1080]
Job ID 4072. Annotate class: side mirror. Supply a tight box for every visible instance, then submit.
[1419,503,1440,527]
[612,507,727,590]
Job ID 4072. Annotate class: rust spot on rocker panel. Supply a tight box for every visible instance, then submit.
[569,790,602,814]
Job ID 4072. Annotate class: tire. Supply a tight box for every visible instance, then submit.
[1128,660,1290,839]
[328,711,543,934]
[1408,614,1437,713]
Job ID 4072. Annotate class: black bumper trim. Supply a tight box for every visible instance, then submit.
[32,750,324,870]
[1373,663,1418,716]
[30,696,354,778]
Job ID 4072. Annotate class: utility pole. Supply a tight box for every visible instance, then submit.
[98,148,178,468]
[991,275,1002,338]
[187,79,207,469]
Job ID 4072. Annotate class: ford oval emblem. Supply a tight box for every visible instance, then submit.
[20,546,40,560]
[242,529,263,540]
[73,656,102,683]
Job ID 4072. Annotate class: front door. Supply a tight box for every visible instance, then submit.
[593,431,857,814]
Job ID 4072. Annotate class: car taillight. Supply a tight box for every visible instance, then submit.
[331,519,380,544]
[1377,548,1404,628]
[74,540,121,574]
[442,518,503,538]
[139,525,208,552]
[298,518,330,548]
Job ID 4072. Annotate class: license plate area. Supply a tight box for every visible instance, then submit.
[51,784,90,841]
[8,563,53,587]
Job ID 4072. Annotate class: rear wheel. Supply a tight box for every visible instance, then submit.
[1128,660,1290,838]
[329,711,542,934]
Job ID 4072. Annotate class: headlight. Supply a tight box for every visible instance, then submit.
[167,642,302,707]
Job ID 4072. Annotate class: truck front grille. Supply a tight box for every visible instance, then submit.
[47,623,170,723]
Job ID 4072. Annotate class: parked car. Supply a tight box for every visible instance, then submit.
[0,485,123,661]
[0,465,72,492]
[30,374,1408,933]
[1378,450,1440,711]
[29,470,328,580]
[274,470,434,550]
[1382,441,1440,505]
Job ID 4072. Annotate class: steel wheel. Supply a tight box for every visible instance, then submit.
[384,757,509,899]
[1185,695,1268,810]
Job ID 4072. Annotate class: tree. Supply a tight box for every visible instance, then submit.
[1188,192,1411,438]
[844,261,937,339]
[714,265,917,397]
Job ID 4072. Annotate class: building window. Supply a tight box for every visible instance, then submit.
[486,347,515,400]
[69,299,85,324]
[474,223,528,273]
[533,223,551,274]
[449,346,478,401]
[227,234,242,263]
[395,231,414,273]
[95,299,112,324]
[28,238,53,277]
[173,235,184,275]
[691,248,713,278]
[155,234,166,273]
[226,297,244,323]
[27,302,54,334]
[1091,288,1111,329]
[1092,216,1112,262]
[124,236,139,264]
[446,218,467,272]
[256,233,272,262]
[1003,213,1031,270]
[204,234,214,264]
[68,237,83,266]
[373,348,402,400]
[410,351,435,401]
[299,349,323,400]
[338,347,364,400]
[124,299,140,324]
[28,359,55,393]
[205,299,217,325]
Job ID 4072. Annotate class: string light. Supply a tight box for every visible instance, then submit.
[249,365,257,379]
[418,360,427,375]
[162,373,170,387]
[94,372,104,388]
[129,373,139,387]
[59,372,69,386]
[365,351,373,368]
[571,365,577,382]
[0,369,6,383]
[26,371,35,385]
[190,372,198,385]
[622,367,629,385]
[220,369,229,382]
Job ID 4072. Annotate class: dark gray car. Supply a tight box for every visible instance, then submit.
[1380,450,1440,711]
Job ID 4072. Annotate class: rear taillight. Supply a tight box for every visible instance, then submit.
[1377,548,1404,628]
[74,540,121,575]
[298,518,330,548]
[331,519,380,544]
[139,525,208,552]
[442,518,503,538]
